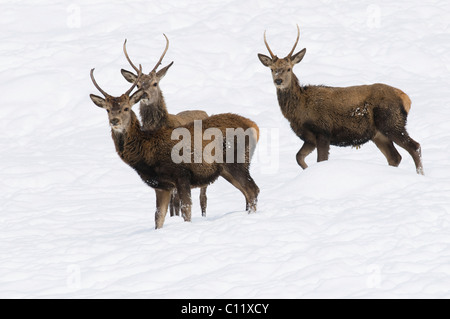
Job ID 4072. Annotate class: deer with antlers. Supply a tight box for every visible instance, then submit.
[258,25,424,174]
[89,66,260,229]
[121,34,209,217]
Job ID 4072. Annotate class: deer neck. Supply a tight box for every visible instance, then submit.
[276,73,305,120]
[111,111,146,164]
[139,91,170,131]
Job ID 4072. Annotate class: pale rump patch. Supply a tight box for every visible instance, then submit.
[250,124,260,142]
[394,88,411,114]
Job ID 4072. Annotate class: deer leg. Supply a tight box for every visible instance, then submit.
[221,165,259,213]
[176,178,192,222]
[170,189,181,216]
[199,187,207,217]
[296,141,316,169]
[245,174,260,213]
[155,189,171,229]
[389,130,424,175]
[372,131,402,167]
[169,190,175,217]
[316,135,330,162]
[169,193,174,217]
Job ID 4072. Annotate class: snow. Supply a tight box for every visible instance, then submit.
[1,0,450,298]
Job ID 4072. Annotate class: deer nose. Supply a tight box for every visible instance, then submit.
[275,79,283,85]
[110,118,120,126]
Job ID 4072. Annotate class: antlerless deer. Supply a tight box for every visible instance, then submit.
[258,25,423,175]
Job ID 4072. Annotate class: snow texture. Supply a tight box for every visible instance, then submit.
[1,0,450,298]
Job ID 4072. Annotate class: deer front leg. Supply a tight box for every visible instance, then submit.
[296,141,316,169]
[176,178,192,222]
[155,189,171,229]
[316,135,330,162]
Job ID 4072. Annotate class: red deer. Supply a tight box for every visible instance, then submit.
[121,35,209,216]
[258,25,423,175]
[89,66,260,229]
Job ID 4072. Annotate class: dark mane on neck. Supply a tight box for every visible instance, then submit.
[140,92,170,131]
[112,111,146,162]
[276,73,304,117]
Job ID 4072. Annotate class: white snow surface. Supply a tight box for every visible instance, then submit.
[1,0,450,298]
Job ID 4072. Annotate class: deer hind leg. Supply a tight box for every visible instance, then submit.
[389,130,424,175]
[374,105,423,175]
[169,189,181,217]
[372,131,402,167]
[199,187,207,217]
[221,165,259,213]
[155,189,171,229]
[296,141,316,169]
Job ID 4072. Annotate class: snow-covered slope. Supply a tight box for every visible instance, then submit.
[1,0,450,298]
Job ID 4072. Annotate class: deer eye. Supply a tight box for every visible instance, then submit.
[153,83,158,87]
[124,107,129,112]
[287,68,291,72]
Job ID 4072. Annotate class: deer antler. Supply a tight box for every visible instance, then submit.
[150,33,169,74]
[123,39,140,73]
[90,65,142,97]
[263,30,275,59]
[286,24,300,58]
[90,68,110,97]
[124,64,142,96]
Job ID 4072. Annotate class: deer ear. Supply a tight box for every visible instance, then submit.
[156,61,174,80]
[258,54,272,67]
[90,94,106,108]
[129,89,145,105]
[121,69,138,84]
[291,48,306,65]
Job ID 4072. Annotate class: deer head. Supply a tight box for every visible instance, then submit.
[121,34,174,105]
[258,25,306,90]
[90,65,145,133]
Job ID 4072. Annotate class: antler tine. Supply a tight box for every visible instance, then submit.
[263,30,275,59]
[287,24,300,58]
[123,39,141,73]
[90,68,110,97]
[150,33,169,74]
[125,64,142,96]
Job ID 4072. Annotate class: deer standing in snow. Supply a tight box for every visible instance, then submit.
[121,35,209,216]
[90,66,260,229]
[258,25,423,174]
